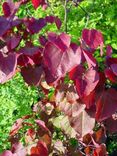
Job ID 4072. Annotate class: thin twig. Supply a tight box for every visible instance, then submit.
[64,0,68,33]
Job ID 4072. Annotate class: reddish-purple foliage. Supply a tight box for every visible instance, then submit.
[0,0,117,155]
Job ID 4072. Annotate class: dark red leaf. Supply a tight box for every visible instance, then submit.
[2,2,11,17]
[105,68,117,83]
[21,65,43,86]
[55,16,62,29]
[105,117,117,133]
[95,88,117,121]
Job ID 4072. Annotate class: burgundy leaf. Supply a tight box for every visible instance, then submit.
[48,32,71,52]
[95,88,117,121]
[0,17,11,36]
[25,18,47,34]
[111,64,117,76]
[0,53,17,84]
[7,34,21,50]
[55,16,62,29]
[105,68,117,83]
[82,29,104,50]
[2,2,11,17]
[39,35,47,47]
[45,16,55,23]
[2,0,21,18]
[106,45,113,57]
[21,65,43,86]
[17,55,34,67]
[18,46,41,56]
[105,117,117,133]
[43,38,81,81]
[83,50,97,68]
[70,67,99,97]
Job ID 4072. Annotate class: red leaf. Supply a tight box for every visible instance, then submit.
[48,32,71,52]
[31,0,41,9]
[83,50,97,68]
[44,36,81,81]
[30,141,48,156]
[32,0,46,9]
[105,68,117,83]
[82,29,104,50]
[95,88,117,121]
[93,144,107,156]
[74,67,99,97]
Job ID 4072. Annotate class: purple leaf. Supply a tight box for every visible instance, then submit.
[7,34,21,50]
[0,17,11,36]
[0,53,17,83]
[111,64,117,76]
[24,18,47,34]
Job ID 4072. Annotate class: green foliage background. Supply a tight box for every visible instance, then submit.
[0,0,117,153]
